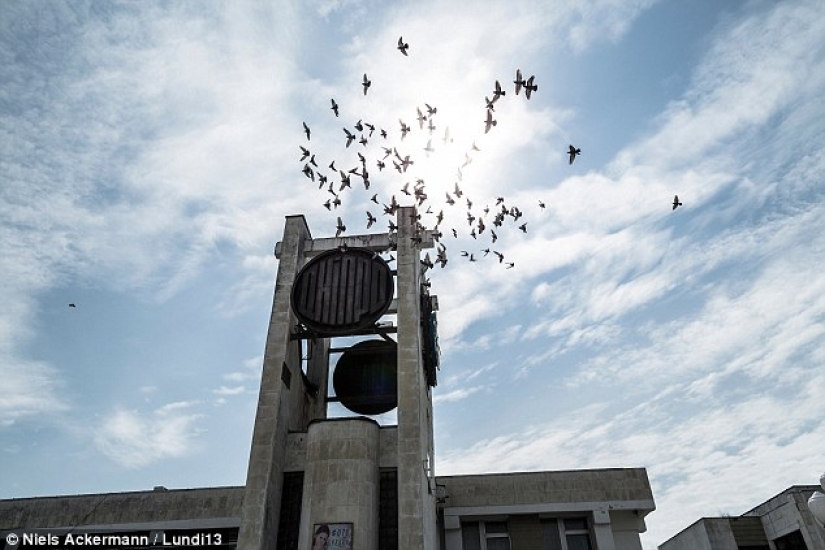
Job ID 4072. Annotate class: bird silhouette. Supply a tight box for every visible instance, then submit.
[336,216,346,236]
[416,107,426,129]
[524,75,538,99]
[397,36,409,56]
[672,195,683,210]
[366,211,377,228]
[362,73,371,95]
[303,122,311,140]
[343,128,356,147]
[484,109,497,133]
[514,69,525,95]
[568,144,581,164]
[425,103,437,116]
[330,99,339,117]
[493,80,506,100]
[68,303,77,308]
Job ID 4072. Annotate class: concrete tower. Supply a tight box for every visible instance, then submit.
[237,207,438,550]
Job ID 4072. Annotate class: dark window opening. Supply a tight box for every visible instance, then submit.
[277,471,304,550]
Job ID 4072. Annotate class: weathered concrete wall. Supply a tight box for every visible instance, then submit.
[658,520,714,550]
[298,418,380,550]
[508,514,543,550]
[745,486,825,550]
[610,510,646,550]
[238,215,313,550]
[438,468,654,508]
[0,487,244,530]
[396,206,438,550]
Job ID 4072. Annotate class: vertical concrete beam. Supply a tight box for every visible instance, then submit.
[305,337,329,422]
[238,215,312,550]
[395,207,438,549]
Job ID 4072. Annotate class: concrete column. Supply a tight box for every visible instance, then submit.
[298,418,381,550]
[305,337,329,421]
[396,206,438,549]
[591,508,616,550]
[238,215,312,550]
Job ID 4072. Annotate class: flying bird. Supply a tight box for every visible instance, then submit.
[568,144,581,165]
[493,80,506,100]
[362,73,371,95]
[484,109,497,134]
[425,103,437,116]
[336,216,346,237]
[672,195,683,210]
[399,119,410,139]
[68,303,76,308]
[344,128,356,147]
[524,75,538,99]
[303,122,311,140]
[514,68,525,95]
[299,146,310,161]
[416,107,427,129]
[397,36,409,56]
[330,98,339,117]
[366,211,377,229]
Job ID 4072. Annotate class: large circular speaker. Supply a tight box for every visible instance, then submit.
[333,340,397,415]
[291,248,394,335]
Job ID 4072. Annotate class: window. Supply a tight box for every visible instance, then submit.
[774,530,808,550]
[378,469,398,550]
[563,518,593,550]
[461,521,511,550]
[277,472,303,550]
[540,518,593,550]
[483,522,511,550]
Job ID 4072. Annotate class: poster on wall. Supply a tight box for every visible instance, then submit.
[311,523,352,550]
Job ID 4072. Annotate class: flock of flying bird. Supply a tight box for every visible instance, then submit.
[295,36,683,276]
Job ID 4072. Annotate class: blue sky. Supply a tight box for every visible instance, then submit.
[1,1,824,548]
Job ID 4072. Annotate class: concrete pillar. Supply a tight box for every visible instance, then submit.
[305,337,329,421]
[396,206,438,549]
[592,508,616,550]
[237,215,312,550]
[298,418,381,550]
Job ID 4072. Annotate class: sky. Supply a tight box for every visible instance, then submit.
[1,1,824,548]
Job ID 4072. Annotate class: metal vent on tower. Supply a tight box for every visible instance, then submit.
[291,247,394,335]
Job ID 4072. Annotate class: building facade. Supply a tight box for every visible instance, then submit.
[658,486,825,550]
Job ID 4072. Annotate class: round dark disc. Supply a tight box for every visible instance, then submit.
[291,248,394,335]
[333,340,397,415]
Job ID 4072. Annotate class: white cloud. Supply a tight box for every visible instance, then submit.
[433,386,485,404]
[93,403,204,469]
